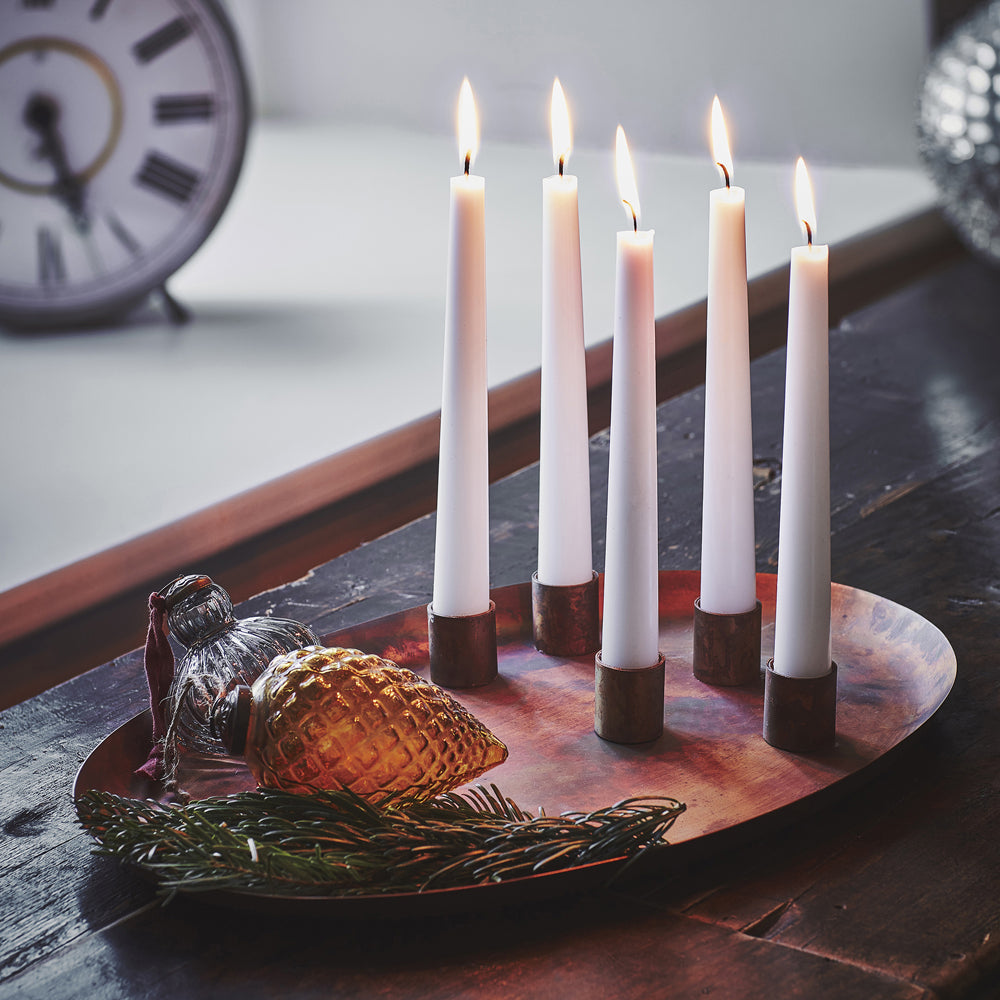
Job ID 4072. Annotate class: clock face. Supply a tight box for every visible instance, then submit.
[0,0,249,328]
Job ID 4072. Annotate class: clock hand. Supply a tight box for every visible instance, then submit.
[23,93,91,235]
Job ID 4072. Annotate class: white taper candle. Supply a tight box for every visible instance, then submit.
[772,157,831,678]
[538,79,593,587]
[433,79,490,618]
[700,96,757,615]
[601,126,659,669]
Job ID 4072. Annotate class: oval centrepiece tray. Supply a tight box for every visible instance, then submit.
[75,571,955,915]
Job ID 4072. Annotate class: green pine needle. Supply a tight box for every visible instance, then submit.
[75,785,685,898]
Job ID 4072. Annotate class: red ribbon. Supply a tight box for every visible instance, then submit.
[135,592,173,780]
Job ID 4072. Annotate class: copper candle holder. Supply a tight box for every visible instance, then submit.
[692,598,762,686]
[763,659,838,752]
[427,602,498,689]
[531,571,600,657]
[594,652,665,744]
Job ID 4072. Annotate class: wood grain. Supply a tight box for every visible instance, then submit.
[0,894,935,1000]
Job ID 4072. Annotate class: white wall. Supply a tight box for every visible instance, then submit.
[229,0,931,166]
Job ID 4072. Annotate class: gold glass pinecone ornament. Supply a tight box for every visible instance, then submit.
[212,646,508,801]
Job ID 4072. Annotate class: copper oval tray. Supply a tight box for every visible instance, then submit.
[75,571,956,915]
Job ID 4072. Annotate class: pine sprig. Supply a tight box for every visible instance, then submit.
[75,785,685,898]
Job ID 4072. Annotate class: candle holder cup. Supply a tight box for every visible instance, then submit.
[594,652,665,744]
[763,660,838,752]
[692,599,762,686]
[427,602,498,689]
[531,571,600,657]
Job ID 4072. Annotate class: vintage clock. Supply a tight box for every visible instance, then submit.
[0,0,249,328]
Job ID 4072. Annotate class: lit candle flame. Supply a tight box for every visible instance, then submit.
[457,77,479,175]
[795,156,817,245]
[551,78,572,175]
[615,125,640,231]
[711,96,733,188]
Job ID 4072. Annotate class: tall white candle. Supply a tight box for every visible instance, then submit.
[538,79,593,587]
[601,126,659,670]
[700,96,757,615]
[432,78,490,618]
[772,157,831,678]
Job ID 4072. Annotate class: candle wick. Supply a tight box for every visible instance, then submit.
[622,200,637,232]
[804,220,813,247]
[558,155,564,177]
[718,162,730,189]
[464,152,471,176]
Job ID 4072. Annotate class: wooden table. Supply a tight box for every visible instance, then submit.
[3,253,998,999]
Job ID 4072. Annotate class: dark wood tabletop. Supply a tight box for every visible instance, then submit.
[2,251,998,999]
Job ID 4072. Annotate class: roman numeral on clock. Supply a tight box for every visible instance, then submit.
[105,211,141,256]
[134,152,200,204]
[154,94,215,124]
[133,18,191,64]
[38,227,65,286]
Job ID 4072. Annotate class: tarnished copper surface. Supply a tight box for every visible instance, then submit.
[531,571,600,657]
[763,660,838,752]
[427,602,498,689]
[76,571,956,915]
[594,652,665,744]
[692,599,762,686]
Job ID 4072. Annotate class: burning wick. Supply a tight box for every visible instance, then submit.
[615,125,640,233]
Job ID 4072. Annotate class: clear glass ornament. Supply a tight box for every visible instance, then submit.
[163,574,318,759]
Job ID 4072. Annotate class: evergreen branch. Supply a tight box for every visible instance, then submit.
[76,785,684,899]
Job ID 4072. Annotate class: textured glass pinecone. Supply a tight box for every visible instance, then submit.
[242,646,508,801]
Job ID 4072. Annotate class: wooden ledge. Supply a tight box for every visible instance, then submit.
[0,208,962,706]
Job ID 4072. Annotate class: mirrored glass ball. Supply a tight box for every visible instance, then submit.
[918,1,1000,261]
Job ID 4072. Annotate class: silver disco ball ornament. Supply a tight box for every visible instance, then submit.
[918,2,1000,261]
